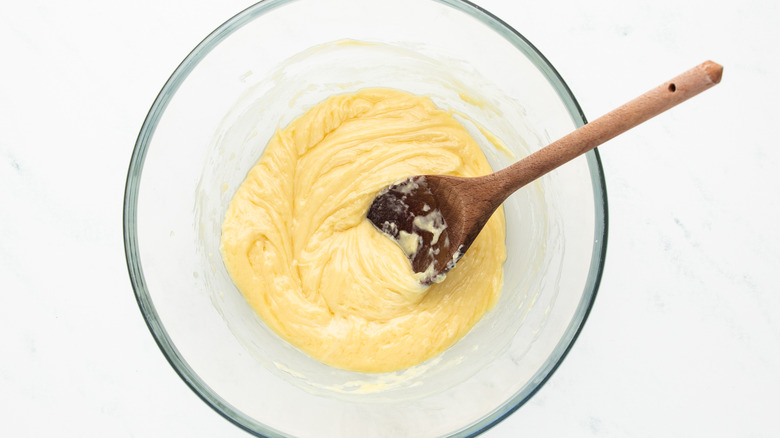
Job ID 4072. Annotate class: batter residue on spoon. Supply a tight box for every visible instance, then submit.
[221,88,505,373]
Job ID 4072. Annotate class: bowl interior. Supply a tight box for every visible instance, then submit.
[125,0,606,436]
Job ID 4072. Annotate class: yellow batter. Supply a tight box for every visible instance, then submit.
[221,88,505,373]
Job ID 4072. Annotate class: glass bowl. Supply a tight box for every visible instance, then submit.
[124,0,608,436]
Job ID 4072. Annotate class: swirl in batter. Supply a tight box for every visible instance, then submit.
[221,88,505,373]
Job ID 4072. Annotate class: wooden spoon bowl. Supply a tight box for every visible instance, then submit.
[368,61,723,285]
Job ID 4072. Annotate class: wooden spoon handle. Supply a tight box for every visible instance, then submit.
[493,60,723,196]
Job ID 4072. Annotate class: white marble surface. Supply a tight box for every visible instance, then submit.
[2,0,778,436]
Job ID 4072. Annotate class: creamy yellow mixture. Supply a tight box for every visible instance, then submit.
[221,88,505,373]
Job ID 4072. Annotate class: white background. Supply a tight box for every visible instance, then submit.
[2,0,779,436]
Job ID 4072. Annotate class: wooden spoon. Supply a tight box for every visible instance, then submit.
[367,60,723,285]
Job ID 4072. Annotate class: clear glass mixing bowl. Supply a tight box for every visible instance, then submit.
[124,0,608,436]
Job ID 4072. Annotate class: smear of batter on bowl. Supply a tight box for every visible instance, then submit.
[221,88,505,373]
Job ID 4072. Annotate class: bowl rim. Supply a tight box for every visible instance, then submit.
[123,0,608,436]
